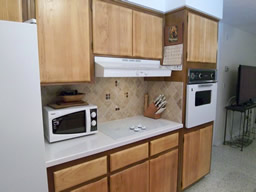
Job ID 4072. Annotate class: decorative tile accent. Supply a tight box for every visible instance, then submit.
[41,78,183,123]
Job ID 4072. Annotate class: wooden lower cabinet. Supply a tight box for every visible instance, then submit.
[47,132,182,192]
[71,178,108,192]
[53,156,107,192]
[110,143,149,171]
[182,125,213,189]
[150,149,178,192]
[110,161,149,192]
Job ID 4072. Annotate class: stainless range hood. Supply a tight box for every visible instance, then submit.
[95,56,172,77]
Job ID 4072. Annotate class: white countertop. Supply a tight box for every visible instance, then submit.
[44,116,183,167]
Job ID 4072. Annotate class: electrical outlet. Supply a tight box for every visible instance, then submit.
[125,92,129,98]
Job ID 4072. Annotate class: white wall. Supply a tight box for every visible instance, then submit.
[214,22,256,145]
[165,0,185,13]
[124,0,223,19]
[124,0,165,12]
[186,0,223,19]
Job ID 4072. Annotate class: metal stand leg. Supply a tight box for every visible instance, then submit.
[224,109,228,145]
[241,111,247,151]
[246,109,250,134]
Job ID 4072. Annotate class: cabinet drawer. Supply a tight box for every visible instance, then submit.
[150,133,179,156]
[71,178,108,192]
[110,143,149,171]
[54,156,107,192]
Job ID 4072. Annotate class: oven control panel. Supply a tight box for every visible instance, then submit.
[188,69,217,84]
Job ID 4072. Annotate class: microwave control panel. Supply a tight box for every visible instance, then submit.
[90,108,97,132]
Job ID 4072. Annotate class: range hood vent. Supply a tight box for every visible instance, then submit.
[95,56,172,77]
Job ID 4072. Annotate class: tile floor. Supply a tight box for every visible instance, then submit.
[185,141,256,192]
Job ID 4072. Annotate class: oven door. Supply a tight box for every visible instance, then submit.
[186,83,217,128]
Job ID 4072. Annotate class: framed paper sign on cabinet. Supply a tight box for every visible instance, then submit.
[165,24,183,46]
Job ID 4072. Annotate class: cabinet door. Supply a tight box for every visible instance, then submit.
[133,11,163,59]
[187,12,218,63]
[37,0,92,83]
[93,0,132,56]
[110,161,149,192]
[150,150,178,192]
[182,125,213,189]
[0,0,23,21]
[71,178,108,192]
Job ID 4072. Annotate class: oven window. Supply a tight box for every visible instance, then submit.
[195,90,211,106]
[52,111,86,134]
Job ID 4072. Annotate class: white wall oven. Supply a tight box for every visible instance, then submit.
[186,69,217,128]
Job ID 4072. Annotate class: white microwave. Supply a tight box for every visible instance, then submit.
[43,105,98,143]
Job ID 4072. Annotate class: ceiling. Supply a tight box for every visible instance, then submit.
[222,0,256,35]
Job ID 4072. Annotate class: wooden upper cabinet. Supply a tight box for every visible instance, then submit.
[0,0,23,21]
[150,149,178,192]
[0,0,35,22]
[187,12,218,63]
[133,11,163,59]
[37,0,92,84]
[93,0,133,56]
[182,125,213,189]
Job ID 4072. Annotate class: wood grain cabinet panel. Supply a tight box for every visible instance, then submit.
[71,178,108,192]
[182,125,213,189]
[110,161,149,192]
[0,0,23,21]
[53,156,107,192]
[93,0,132,56]
[110,143,148,171]
[150,149,178,192]
[150,133,179,156]
[133,11,163,59]
[37,0,92,83]
[187,12,218,63]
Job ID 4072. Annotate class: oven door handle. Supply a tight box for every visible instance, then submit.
[198,84,213,88]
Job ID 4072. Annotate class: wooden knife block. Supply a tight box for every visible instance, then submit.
[144,103,161,119]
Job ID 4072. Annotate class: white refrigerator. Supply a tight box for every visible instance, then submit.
[0,21,48,192]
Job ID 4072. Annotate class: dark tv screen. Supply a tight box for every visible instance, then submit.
[237,65,256,105]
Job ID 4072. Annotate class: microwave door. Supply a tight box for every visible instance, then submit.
[52,111,86,134]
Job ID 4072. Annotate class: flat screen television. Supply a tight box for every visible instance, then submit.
[237,65,256,105]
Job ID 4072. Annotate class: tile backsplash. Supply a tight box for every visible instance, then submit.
[148,81,183,123]
[41,78,183,123]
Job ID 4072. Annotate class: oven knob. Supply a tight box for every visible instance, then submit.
[91,120,97,127]
[91,112,97,118]
[190,73,195,80]
[211,73,215,79]
[199,73,203,79]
